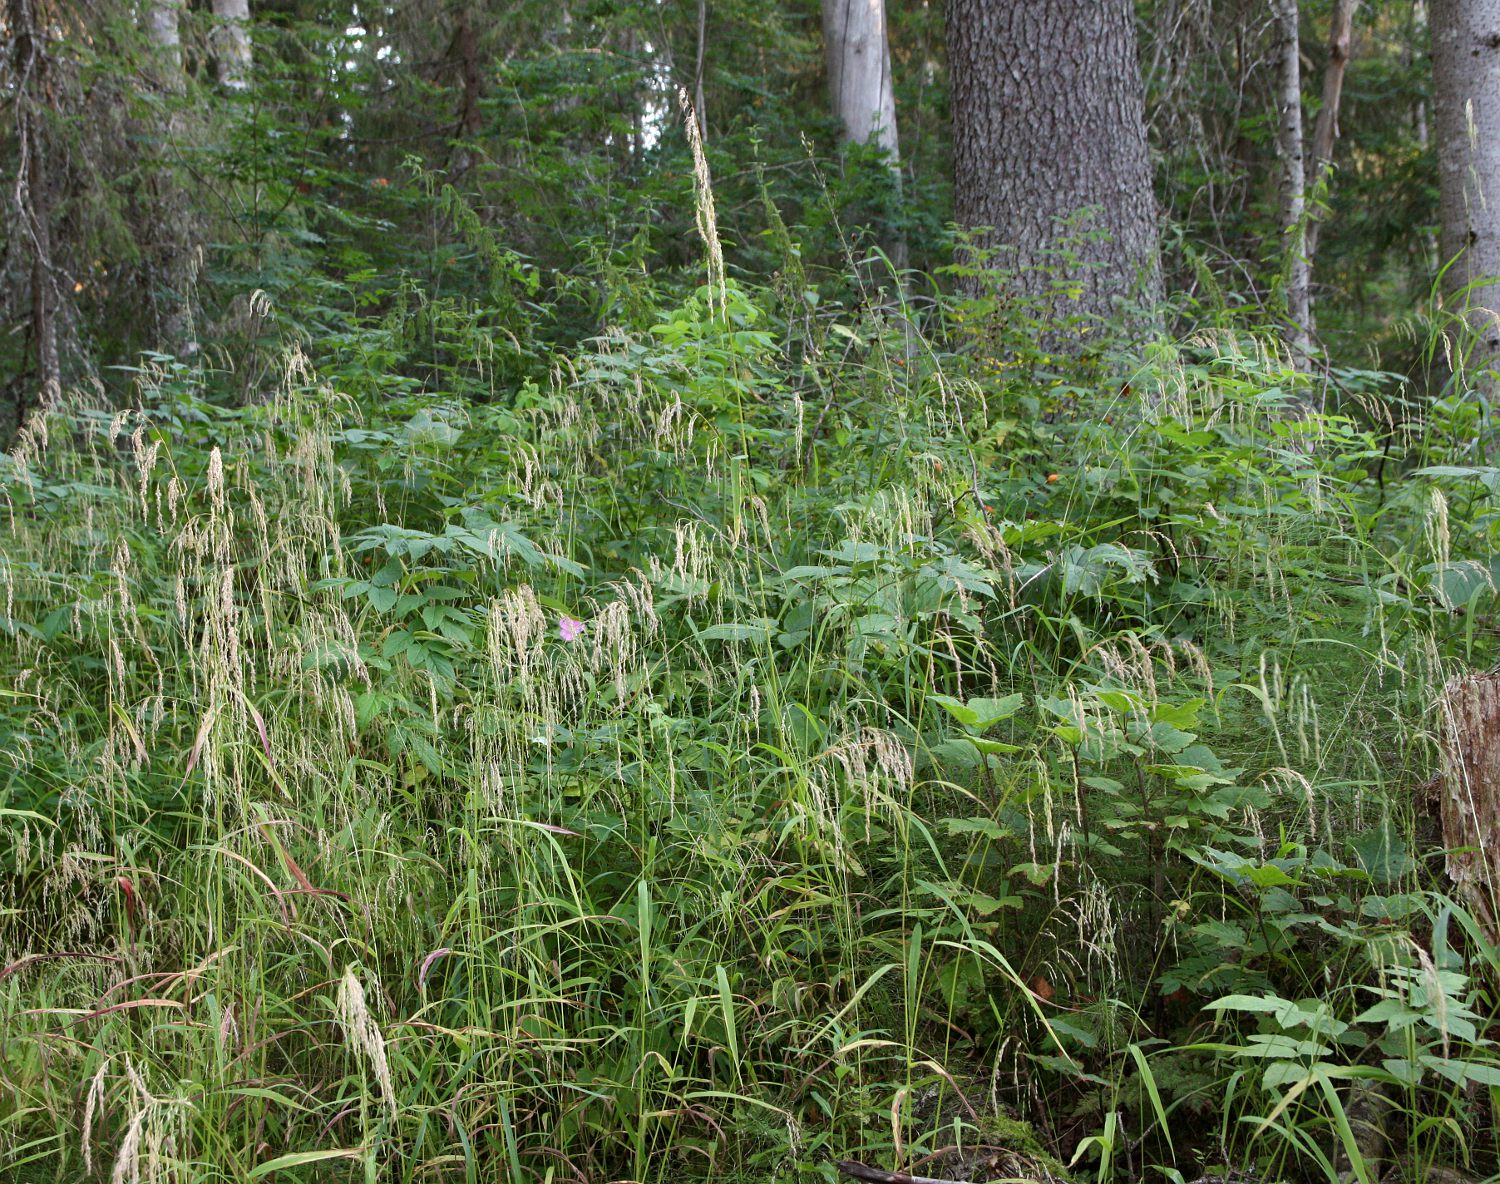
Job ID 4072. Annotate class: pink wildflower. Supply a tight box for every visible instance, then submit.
[559,616,585,642]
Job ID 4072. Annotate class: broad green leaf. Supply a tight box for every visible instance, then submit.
[249,1149,364,1179]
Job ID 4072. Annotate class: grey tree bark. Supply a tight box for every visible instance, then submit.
[945,0,1160,326]
[212,0,253,91]
[145,0,184,75]
[1272,0,1313,363]
[822,0,900,160]
[1432,0,1500,358]
[823,0,905,268]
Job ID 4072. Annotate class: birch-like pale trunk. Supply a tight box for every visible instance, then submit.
[1272,0,1313,364]
[1413,0,1440,269]
[823,0,904,267]
[1432,0,1500,360]
[146,0,184,76]
[822,0,900,161]
[212,0,253,91]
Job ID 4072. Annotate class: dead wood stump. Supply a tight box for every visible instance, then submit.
[1439,671,1500,943]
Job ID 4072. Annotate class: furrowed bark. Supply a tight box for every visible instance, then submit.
[945,0,1160,334]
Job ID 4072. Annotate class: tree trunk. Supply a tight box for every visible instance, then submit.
[1305,0,1359,262]
[822,0,900,160]
[145,0,184,76]
[448,5,483,176]
[10,0,61,417]
[1413,0,1440,270]
[945,0,1160,330]
[1273,0,1313,363]
[694,0,709,141]
[145,0,197,357]
[212,0,252,91]
[823,0,905,268]
[1432,0,1500,359]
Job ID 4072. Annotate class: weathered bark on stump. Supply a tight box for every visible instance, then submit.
[1432,0,1500,359]
[945,0,1160,326]
[1439,670,1500,943]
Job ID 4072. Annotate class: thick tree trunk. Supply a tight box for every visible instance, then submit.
[145,0,184,75]
[1273,0,1313,363]
[822,0,900,160]
[1439,671,1500,944]
[212,0,252,91]
[1432,0,1500,359]
[945,0,1160,329]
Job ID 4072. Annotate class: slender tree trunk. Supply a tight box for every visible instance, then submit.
[455,9,482,139]
[212,0,252,91]
[144,0,197,357]
[1432,0,1500,360]
[694,0,709,141]
[946,0,1160,331]
[25,114,59,410]
[822,0,905,268]
[1413,0,1439,270]
[1305,0,1358,262]
[1273,0,1313,363]
[10,0,61,416]
[448,5,483,175]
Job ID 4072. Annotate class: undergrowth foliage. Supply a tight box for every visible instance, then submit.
[2,199,1500,1184]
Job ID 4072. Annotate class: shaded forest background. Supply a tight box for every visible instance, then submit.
[0,0,1449,434]
[4,5,1500,1184]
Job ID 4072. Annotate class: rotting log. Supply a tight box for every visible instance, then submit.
[1439,671,1500,943]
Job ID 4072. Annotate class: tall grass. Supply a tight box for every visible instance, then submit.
[1,222,1498,1183]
